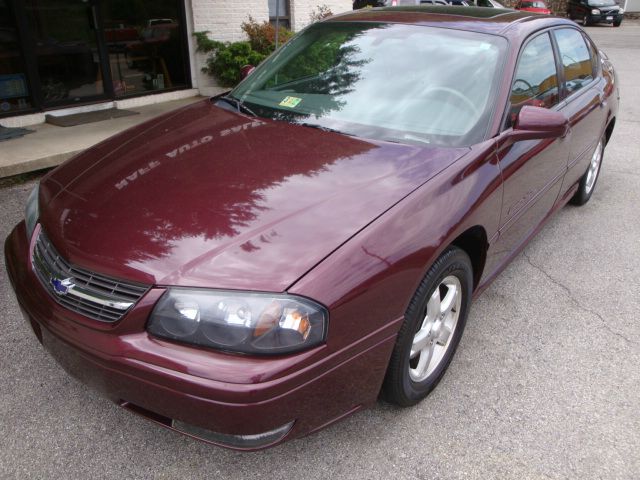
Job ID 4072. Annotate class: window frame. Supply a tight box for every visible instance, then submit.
[551,26,600,104]
[269,0,292,30]
[500,29,564,132]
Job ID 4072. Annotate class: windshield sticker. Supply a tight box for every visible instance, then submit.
[279,96,302,108]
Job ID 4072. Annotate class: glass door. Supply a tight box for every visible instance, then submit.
[0,0,33,115]
[24,0,109,106]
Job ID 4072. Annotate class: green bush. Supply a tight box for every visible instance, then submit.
[194,19,293,88]
[192,31,223,54]
[241,16,293,56]
[194,32,266,88]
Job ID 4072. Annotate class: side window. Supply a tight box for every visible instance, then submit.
[554,28,594,95]
[508,33,559,127]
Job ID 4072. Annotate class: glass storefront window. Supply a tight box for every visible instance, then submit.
[24,0,106,105]
[0,0,189,117]
[0,0,32,114]
[101,0,188,98]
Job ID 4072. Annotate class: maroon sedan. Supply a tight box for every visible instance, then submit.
[5,7,618,450]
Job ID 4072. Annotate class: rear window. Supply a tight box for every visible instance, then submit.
[554,28,595,96]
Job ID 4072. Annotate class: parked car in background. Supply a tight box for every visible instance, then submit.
[515,0,552,13]
[353,0,469,6]
[353,0,412,8]
[476,0,507,7]
[567,0,624,26]
[6,7,618,451]
[420,0,470,5]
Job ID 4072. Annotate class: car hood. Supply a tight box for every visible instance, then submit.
[39,99,468,291]
[598,5,621,11]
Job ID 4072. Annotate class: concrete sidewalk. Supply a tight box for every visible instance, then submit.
[0,96,206,178]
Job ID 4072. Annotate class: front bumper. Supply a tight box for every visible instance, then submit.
[5,222,396,450]
[589,13,623,24]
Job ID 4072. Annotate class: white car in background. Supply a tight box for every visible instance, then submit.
[476,0,507,7]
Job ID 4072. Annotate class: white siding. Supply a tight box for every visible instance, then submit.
[624,0,640,11]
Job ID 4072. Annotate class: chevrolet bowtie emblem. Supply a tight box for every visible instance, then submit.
[50,277,75,296]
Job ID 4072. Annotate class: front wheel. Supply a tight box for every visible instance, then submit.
[582,15,590,26]
[613,20,622,27]
[570,135,605,206]
[382,247,473,407]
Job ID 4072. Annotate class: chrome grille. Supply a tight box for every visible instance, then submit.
[32,229,149,322]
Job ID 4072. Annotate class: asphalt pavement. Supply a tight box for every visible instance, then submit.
[1,22,638,480]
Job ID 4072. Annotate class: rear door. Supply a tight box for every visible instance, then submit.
[552,27,607,194]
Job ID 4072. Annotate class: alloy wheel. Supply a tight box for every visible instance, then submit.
[409,276,462,382]
[585,139,603,194]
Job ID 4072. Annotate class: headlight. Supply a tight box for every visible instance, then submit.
[25,183,40,240]
[591,8,600,14]
[147,289,328,355]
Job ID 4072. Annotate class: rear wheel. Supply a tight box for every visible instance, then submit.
[382,247,473,407]
[582,15,590,26]
[570,135,604,206]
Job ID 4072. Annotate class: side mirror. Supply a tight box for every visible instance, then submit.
[510,105,569,142]
[240,65,256,80]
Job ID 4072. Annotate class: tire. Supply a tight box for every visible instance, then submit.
[382,247,473,407]
[582,15,590,26]
[613,20,622,27]
[570,135,605,206]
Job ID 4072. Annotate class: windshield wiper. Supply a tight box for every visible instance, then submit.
[296,122,353,137]
[217,95,257,117]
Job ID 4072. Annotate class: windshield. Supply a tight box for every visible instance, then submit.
[230,23,507,147]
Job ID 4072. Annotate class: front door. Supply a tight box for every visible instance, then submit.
[23,0,109,107]
[483,31,570,277]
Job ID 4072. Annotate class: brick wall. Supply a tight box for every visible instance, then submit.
[187,0,352,92]
[290,1,353,30]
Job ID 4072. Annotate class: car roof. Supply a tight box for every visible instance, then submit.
[327,6,576,36]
